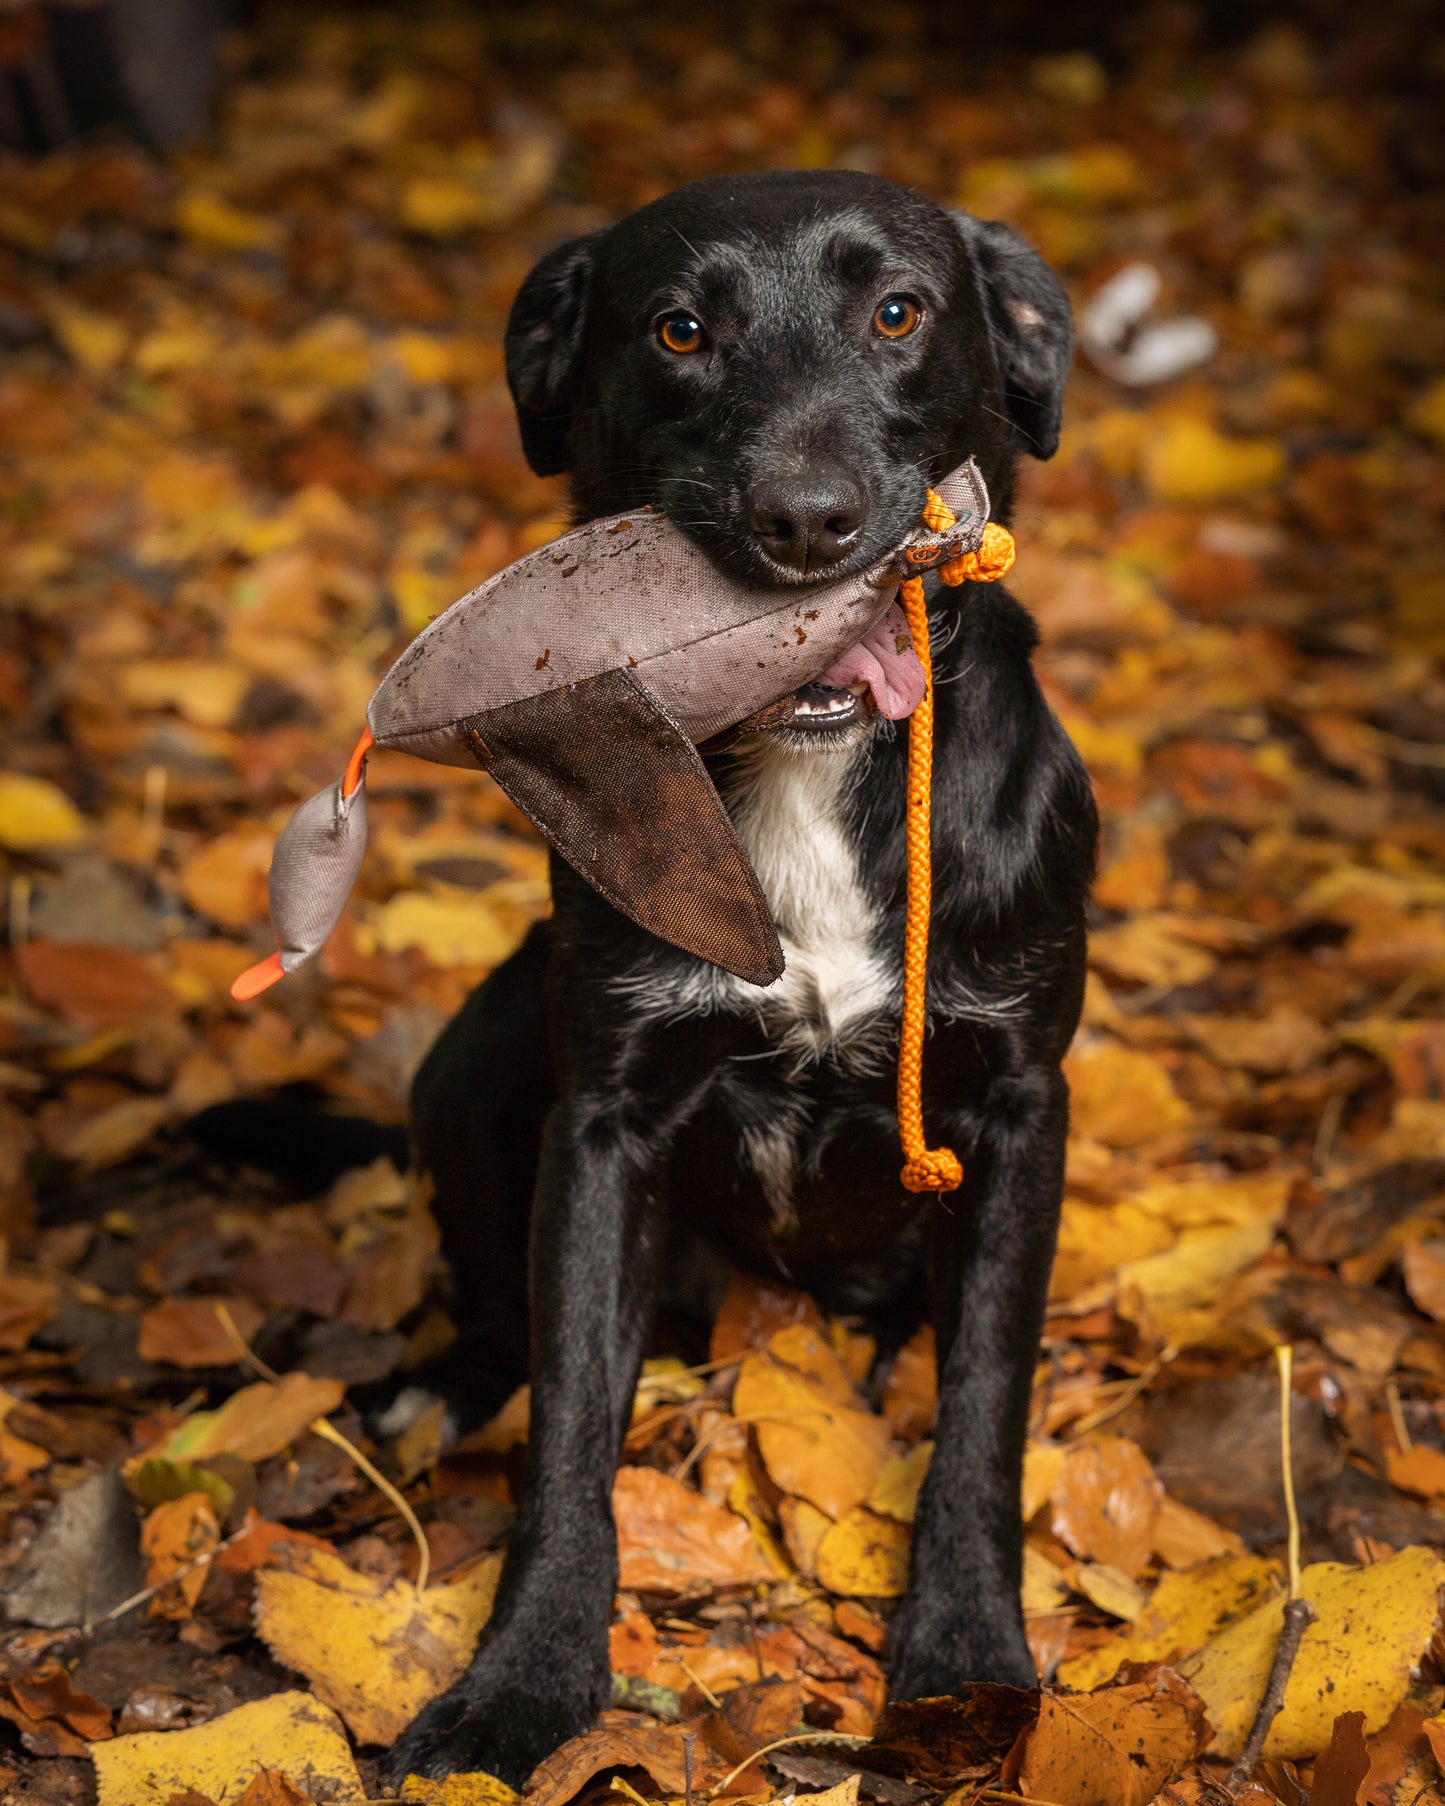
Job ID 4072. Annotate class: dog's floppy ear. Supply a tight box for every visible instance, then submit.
[505,226,610,477]
[954,213,1073,460]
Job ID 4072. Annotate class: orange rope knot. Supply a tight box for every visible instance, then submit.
[939,521,1016,588]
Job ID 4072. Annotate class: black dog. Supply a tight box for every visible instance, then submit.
[390,168,1096,1782]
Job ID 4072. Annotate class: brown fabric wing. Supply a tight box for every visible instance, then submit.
[461,668,784,987]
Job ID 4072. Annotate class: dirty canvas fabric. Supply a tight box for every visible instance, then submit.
[245,461,993,992]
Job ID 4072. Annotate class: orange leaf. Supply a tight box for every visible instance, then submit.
[613,1466,773,1594]
[1051,1437,1163,1579]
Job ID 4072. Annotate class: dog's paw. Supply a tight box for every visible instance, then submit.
[386,1673,600,1786]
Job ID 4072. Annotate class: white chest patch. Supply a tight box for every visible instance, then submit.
[724,740,894,1054]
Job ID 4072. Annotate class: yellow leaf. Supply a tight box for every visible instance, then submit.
[47,299,128,374]
[121,659,252,729]
[176,188,286,254]
[1021,1542,1070,1614]
[0,772,86,851]
[1118,1216,1278,1316]
[401,1776,521,1806]
[813,1506,909,1598]
[147,1372,345,1466]
[1075,1561,1148,1621]
[1406,377,1445,446]
[91,1690,363,1805]
[1124,1174,1291,1231]
[1089,916,1217,989]
[1022,1440,1066,1521]
[254,1546,503,1744]
[1142,417,1286,503]
[1064,1039,1192,1148]
[1181,1546,1445,1760]
[866,1442,932,1523]
[733,1341,889,1519]
[400,176,495,236]
[367,887,524,968]
[1059,1553,1280,1689]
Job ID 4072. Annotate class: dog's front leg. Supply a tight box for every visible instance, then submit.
[388,1095,669,1784]
[888,1065,1067,1698]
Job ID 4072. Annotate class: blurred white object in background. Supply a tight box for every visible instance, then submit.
[1080,262,1219,386]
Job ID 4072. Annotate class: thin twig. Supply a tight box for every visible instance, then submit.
[1277,1345,1301,1600]
[1224,1595,1316,1793]
[708,1730,868,1797]
[88,1521,253,1631]
[1225,1344,1315,1792]
[679,1657,722,1708]
[215,1303,431,1591]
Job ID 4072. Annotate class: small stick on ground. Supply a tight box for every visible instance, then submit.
[1225,1345,1316,1794]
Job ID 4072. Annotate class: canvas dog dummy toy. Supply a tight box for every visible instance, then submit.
[231,459,1015,1191]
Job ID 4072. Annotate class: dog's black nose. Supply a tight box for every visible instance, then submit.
[747,467,867,572]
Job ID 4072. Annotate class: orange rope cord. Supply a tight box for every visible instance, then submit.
[897,560,963,1195]
[894,490,1017,1194]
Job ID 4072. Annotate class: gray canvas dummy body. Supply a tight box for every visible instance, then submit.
[244,462,992,995]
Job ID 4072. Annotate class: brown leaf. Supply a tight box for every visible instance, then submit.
[233,1771,314,1806]
[16,939,174,1028]
[711,1271,827,1363]
[138,1295,266,1368]
[0,1264,59,1350]
[1051,1437,1164,1579]
[522,1709,732,1806]
[865,1688,1041,1788]
[1402,1239,1445,1323]
[880,1324,936,1441]
[699,1677,806,1764]
[1309,1710,1369,1806]
[612,1466,773,1594]
[0,1666,113,1758]
[1017,1668,1210,1806]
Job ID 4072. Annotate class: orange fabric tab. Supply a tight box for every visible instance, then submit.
[342,727,374,799]
[230,951,285,1002]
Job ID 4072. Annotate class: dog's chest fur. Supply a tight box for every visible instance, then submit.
[727,741,893,1048]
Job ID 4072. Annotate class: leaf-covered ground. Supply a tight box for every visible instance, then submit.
[0,5,1442,1803]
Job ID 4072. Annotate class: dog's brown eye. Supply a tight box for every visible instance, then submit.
[873,295,921,339]
[658,312,705,354]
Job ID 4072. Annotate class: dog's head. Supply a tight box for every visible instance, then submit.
[505,169,1071,741]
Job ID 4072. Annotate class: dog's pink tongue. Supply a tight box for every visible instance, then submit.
[814,600,926,720]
